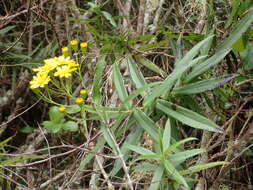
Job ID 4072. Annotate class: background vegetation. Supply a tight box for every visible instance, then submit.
[0,0,253,189]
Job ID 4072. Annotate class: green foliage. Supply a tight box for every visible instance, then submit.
[2,0,253,189]
[126,119,227,189]
[42,106,78,133]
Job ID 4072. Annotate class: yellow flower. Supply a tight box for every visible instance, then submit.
[56,56,79,67]
[80,42,88,48]
[54,65,77,78]
[58,106,66,112]
[80,89,87,96]
[75,97,84,104]
[70,40,78,46]
[61,47,69,57]
[61,47,68,53]
[30,72,50,89]
[33,57,59,72]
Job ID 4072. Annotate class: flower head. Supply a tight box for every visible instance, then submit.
[70,40,78,46]
[75,97,84,104]
[80,89,87,96]
[54,65,77,78]
[61,47,69,57]
[80,42,88,48]
[61,47,68,53]
[30,72,50,89]
[33,57,59,73]
[58,106,66,112]
[55,56,79,67]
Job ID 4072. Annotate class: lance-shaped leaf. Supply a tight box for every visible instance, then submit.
[133,109,159,140]
[113,63,131,108]
[156,100,224,133]
[164,159,189,189]
[173,75,235,95]
[92,55,106,104]
[143,55,207,107]
[180,161,229,176]
[169,149,206,166]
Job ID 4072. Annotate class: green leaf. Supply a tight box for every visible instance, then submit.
[102,11,117,27]
[225,0,240,28]
[137,56,166,77]
[62,121,78,131]
[136,154,161,161]
[0,155,44,165]
[0,26,16,35]
[174,35,213,69]
[79,138,105,169]
[19,126,35,134]
[143,56,207,106]
[127,56,147,89]
[217,8,253,52]
[65,105,81,114]
[48,106,64,123]
[180,161,229,175]
[138,40,169,51]
[149,167,164,190]
[173,75,235,95]
[42,121,62,133]
[243,46,253,70]
[126,144,155,155]
[185,49,230,82]
[113,63,131,108]
[164,138,197,156]
[162,118,171,151]
[169,149,205,166]
[111,124,143,176]
[156,100,224,133]
[0,137,13,148]
[133,109,159,140]
[134,163,158,171]
[128,34,155,45]
[163,159,189,189]
[92,55,106,104]
[232,37,245,52]
[123,82,160,105]
[100,123,118,153]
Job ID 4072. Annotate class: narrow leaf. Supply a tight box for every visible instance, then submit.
[169,149,205,166]
[156,100,224,133]
[173,75,235,95]
[162,118,171,151]
[92,55,106,104]
[149,167,164,190]
[113,63,131,108]
[144,56,207,107]
[164,160,189,189]
[133,109,159,140]
[180,161,229,175]
[164,137,198,156]
[216,8,253,52]
[126,144,155,155]
[185,49,230,82]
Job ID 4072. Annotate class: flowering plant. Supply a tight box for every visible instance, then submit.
[30,40,88,133]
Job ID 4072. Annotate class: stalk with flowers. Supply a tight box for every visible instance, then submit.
[29,40,88,134]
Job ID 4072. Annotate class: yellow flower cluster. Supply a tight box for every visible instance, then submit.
[30,56,79,89]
